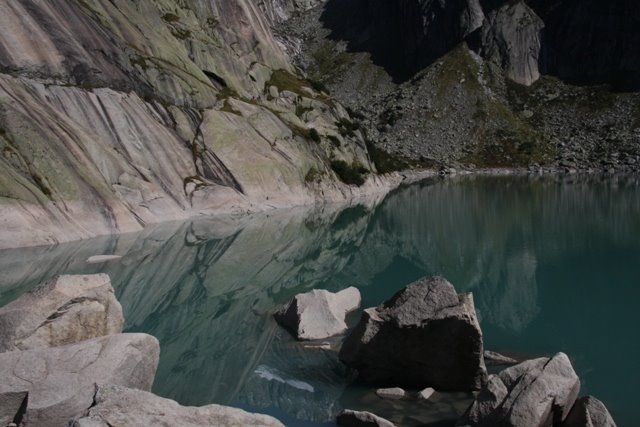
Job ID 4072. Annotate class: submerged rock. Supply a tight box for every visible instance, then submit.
[375,387,406,400]
[337,409,396,427]
[0,274,123,352]
[71,384,284,427]
[0,333,159,427]
[483,350,519,366]
[457,352,580,427]
[561,396,617,427]
[339,276,487,390]
[274,287,361,340]
[86,255,122,263]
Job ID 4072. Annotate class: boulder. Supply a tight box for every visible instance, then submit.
[0,333,159,427]
[418,387,435,400]
[275,287,361,340]
[457,352,580,427]
[337,409,396,427]
[375,387,406,399]
[0,274,123,352]
[561,396,617,427]
[71,384,284,427]
[0,391,27,426]
[339,277,487,390]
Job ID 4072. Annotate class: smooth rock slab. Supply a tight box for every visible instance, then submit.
[71,384,284,427]
[337,409,396,427]
[0,333,159,427]
[339,276,487,390]
[275,287,361,340]
[561,396,617,427]
[457,352,580,427]
[0,274,123,352]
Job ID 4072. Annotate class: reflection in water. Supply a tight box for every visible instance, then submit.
[1,175,639,426]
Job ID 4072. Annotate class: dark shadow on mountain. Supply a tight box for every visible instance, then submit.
[320,0,640,90]
[319,0,477,83]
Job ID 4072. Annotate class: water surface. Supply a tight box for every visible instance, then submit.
[1,175,638,426]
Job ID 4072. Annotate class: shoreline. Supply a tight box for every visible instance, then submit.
[2,167,637,251]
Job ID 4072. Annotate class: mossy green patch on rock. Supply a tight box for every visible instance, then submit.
[330,160,368,186]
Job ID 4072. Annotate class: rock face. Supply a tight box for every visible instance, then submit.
[337,409,396,427]
[71,384,284,427]
[274,287,361,340]
[457,352,581,427]
[481,1,544,86]
[0,333,159,427]
[339,276,487,390]
[0,274,123,352]
[561,396,617,427]
[0,0,386,250]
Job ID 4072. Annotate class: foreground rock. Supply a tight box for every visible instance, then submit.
[337,409,396,427]
[561,396,617,427]
[0,391,27,426]
[275,287,361,340]
[457,352,580,427]
[339,277,487,390]
[0,333,159,427]
[71,384,284,427]
[0,274,123,352]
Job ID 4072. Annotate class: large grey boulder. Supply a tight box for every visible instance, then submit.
[71,384,284,427]
[339,276,487,390]
[0,333,159,427]
[337,409,396,427]
[457,352,581,427]
[0,274,123,352]
[481,1,545,86]
[275,287,361,340]
[561,396,617,427]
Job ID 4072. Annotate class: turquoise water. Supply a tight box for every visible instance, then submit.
[1,175,639,426]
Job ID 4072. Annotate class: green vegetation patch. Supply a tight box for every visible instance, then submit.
[336,118,360,138]
[304,167,321,183]
[162,13,181,22]
[330,160,369,186]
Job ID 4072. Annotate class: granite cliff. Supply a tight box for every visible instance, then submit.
[0,0,391,249]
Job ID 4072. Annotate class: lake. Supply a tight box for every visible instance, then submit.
[1,174,638,426]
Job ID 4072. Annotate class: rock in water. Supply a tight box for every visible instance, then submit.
[0,333,159,427]
[71,384,284,427]
[339,276,487,390]
[274,287,361,340]
[337,409,396,427]
[0,274,123,352]
[561,396,617,427]
[457,352,580,427]
[85,255,122,263]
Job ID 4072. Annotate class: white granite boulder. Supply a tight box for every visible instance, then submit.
[275,287,361,340]
[0,274,123,352]
[337,409,396,427]
[561,396,617,427]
